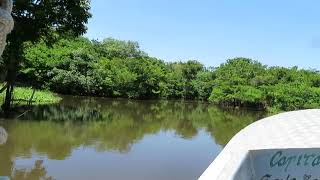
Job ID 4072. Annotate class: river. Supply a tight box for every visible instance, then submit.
[0,96,265,180]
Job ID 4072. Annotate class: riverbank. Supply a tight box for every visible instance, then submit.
[0,86,61,106]
[0,85,290,114]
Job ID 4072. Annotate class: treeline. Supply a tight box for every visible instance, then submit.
[16,37,320,112]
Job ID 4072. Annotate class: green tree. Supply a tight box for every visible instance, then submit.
[161,60,204,99]
[161,62,186,99]
[2,0,91,112]
[96,38,147,59]
[209,58,266,107]
[192,70,215,100]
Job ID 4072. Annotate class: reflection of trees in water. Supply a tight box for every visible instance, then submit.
[11,160,53,180]
[206,107,264,146]
[1,97,265,163]
[0,143,53,179]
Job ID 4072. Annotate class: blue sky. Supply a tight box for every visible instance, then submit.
[86,0,320,69]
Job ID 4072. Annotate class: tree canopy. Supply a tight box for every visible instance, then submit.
[9,0,91,43]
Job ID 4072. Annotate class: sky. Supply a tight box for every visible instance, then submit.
[85,0,320,69]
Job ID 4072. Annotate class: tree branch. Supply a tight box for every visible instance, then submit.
[0,82,7,93]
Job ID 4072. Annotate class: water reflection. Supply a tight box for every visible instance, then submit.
[0,97,265,180]
[11,160,53,180]
[0,126,7,145]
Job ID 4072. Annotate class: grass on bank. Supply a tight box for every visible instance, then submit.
[0,85,61,106]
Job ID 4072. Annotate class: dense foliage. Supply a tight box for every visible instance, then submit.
[1,0,91,111]
[19,37,320,112]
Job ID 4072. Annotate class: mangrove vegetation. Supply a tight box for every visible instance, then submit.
[2,37,318,112]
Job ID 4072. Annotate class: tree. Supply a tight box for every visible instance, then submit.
[161,61,204,99]
[2,0,92,112]
[192,70,215,100]
[96,38,147,59]
[209,58,267,107]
